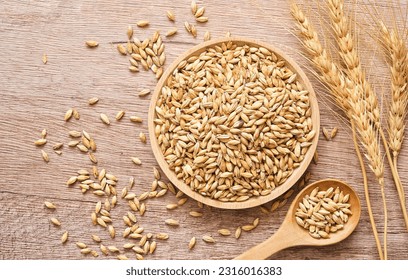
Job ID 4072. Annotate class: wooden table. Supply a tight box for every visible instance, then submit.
[1,0,407,260]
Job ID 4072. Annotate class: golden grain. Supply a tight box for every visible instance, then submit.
[92,235,101,243]
[76,242,87,249]
[64,109,73,121]
[235,227,241,239]
[34,139,47,146]
[166,10,175,21]
[86,41,99,48]
[204,31,211,41]
[138,89,151,97]
[166,204,178,210]
[191,1,197,14]
[155,233,169,240]
[108,225,116,238]
[73,109,80,120]
[196,16,208,23]
[189,211,203,217]
[188,237,196,249]
[323,127,331,140]
[331,127,338,139]
[41,150,49,162]
[88,97,99,106]
[137,20,149,27]
[202,235,215,243]
[44,201,56,209]
[139,132,147,143]
[116,110,125,120]
[166,28,178,37]
[140,203,146,216]
[61,231,68,244]
[100,244,109,255]
[100,113,110,125]
[150,241,157,254]
[42,53,47,64]
[127,25,133,39]
[131,157,142,165]
[130,116,143,123]
[97,217,107,227]
[50,217,61,226]
[165,219,179,226]
[117,44,127,55]
[218,229,231,236]
[108,246,120,253]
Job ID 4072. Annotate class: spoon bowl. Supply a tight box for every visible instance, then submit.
[235,179,361,259]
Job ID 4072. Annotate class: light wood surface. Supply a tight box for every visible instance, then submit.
[148,37,320,209]
[235,179,361,259]
[1,0,408,260]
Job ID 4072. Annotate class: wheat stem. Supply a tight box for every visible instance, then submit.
[351,120,384,260]
[379,128,408,230]
[291,2,385,259]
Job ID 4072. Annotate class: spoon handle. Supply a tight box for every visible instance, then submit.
[234,226,298,260]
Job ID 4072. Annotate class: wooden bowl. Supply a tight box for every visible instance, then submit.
[148,37,320,209]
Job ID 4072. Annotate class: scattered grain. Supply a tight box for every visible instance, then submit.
[202,235,215,243]
[86,41,99,48]
[61,231,68,244]
[137,20,149,27]
[50,217,61,226]
[188,237,196,249]
[100,113,110,125]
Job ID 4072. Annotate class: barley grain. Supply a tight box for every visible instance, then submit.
[116,110,125,120]
[323,127,331,140]
[202,235,215,243]
[130,116,143,123]
[235,227,241,239]
[218,229,231,236]
[166,10,175,21]
[92,235,101,243]
[117,44,127,55]
[50,217,61,226]
[42,53,47,64]
[165,219,179,226]
[331,127,338,139]
[166,204,178,210]
[34,139,47,146]
[41,150,49,162]
[166,28,178,37]
[108,246,120,253]
[88,97,99,105]
[138,89,151,97]
[155,233,169,240]
[204,31,211,41]
[76,242,87,249]
[44,201,56,209]
[188,237,196,249]
[64,109,73,121]
[61,231,68,244]
[100,244,109,255]
[137,20,149,27]
[131,157,142,165]
[86,41,99,48]
[100,113,110,125]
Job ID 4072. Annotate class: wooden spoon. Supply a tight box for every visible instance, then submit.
[234,179,361,260]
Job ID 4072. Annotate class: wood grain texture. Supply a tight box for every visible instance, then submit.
[1,0,408,260]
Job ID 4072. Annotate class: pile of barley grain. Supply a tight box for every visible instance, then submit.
[295,186,352,239]
[154,41,315,202]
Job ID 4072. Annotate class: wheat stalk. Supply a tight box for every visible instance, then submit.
[326,0,389,258]
[291,2,385,260]
[379,21,408,159]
